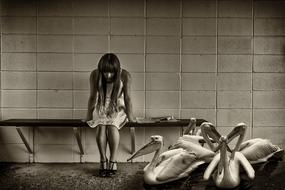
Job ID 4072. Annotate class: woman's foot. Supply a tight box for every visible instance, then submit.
[99,159,108,177]
[108,161,118,176]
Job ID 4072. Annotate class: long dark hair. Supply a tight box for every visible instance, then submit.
[96,53,121,116]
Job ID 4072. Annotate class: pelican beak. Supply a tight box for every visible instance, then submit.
[127,136,162,162]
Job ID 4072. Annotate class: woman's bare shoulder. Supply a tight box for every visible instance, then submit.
[121,69,131,82]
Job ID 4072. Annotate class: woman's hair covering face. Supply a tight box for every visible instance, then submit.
[96,53,121,116]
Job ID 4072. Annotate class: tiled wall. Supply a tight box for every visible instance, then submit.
[0,0,285,162]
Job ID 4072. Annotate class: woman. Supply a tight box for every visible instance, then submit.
[86,53,134,177]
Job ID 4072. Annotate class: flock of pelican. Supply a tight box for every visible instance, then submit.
[127,118,284,189]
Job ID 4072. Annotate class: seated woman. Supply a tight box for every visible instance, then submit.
[86,53,134,177]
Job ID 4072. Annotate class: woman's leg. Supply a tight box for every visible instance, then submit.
[95,125,108,162]
[106,125,120,162]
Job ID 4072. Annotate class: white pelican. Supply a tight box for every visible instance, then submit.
[127,135,212,185]
[202,123,255,189]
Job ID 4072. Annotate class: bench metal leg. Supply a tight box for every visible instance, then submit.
[16,127,33,154]
[130,127,136,154]
[73,127,84,156]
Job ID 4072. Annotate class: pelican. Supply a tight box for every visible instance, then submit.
[127,135,211,185]
[202,123,255,189]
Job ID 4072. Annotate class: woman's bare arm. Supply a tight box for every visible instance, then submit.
[86,70,98,121]
[122,70,134,122]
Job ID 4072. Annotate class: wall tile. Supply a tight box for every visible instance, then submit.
[145,109,180,118]
[182,37,216,54]
[217,73,251,90]
[2,35,36,52]
[1,53,36,71]
[254,19,285,36]
[2,71,36,89]
[73,109,87,119]
[37,35,73,53]
[35,127,74,145]
[253,109,285,127]
[74,90,89,109]
[182,73,216,90]
[34,145,75,162]
[147,36,180,54]
[74,54,103,72]
[253,55,285,73]
[218,0,252,18]
[111,18,144,36]
[218,18,252,36]
[38,109,73,119]
[131,73,144,91]
[38,72,73,90]
[183,0,216,17]
[37,53,73,71]
[147,0,180,17]
[2,90,36,108]
[74,18,109,35]
[253,73,285,90]
[73,0,108,16]
[218,55,252,72]
[217,91,251,108]
[2,108,37,119]
[146,91,180,109]
[38,17,73,34]
[254,37,285,55]
[217,109,252,127]
[2,0,37,16]
[131,91,145,109]
[38,90,72,108]
[147,18,180,36]
[181,55,216,72]
[2,17,36,34]
[253,127,285,149]
[146,73,180,91]
[218,37,253,54]
[118,54,145,72]
[183,18,216,36]
[74,36,108,53]
[74,72,90,90]
[111,36,144,54]
[254,1,285,18]
[180,109,216,124]
[253,91,285,108]
[38,0,73,16]
[146,54,180,72]
[181,91,216,109]
[110,0,144,17]
[0,127,29,143]
[0,144,29,162]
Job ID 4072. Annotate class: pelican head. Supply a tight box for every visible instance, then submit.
[127,135,163,161]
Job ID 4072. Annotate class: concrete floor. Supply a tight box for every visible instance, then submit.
[0,161,285,190]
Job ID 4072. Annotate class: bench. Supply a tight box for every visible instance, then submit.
[0,118,206,162]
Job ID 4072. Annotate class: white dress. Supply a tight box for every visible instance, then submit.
[87,79,128,130]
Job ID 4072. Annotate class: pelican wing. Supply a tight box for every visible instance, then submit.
[240,138,281,163]
[157,148,184,165]
[156,151,196,181]
[237,152,255,179]
[204,154,220,180]
[172,139,215,159]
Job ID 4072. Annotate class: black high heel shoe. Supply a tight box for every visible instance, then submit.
[108,161,117,176]
[99,160,108,177]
